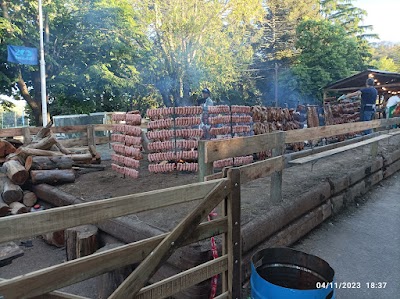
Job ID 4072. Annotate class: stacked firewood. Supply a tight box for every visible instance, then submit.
[111,111,142,178]
[0,122,101,218]
[251,106,304,153]
[146,106,201,173]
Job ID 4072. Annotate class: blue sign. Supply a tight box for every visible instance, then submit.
[7,45,38,65]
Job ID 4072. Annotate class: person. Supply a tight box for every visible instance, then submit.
[339,78,378,134]
[385,94,400,119]
[198,88,213,139]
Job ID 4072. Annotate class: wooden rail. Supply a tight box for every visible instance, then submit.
[0,171,242,299]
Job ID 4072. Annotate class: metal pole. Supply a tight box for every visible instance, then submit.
[38,0,48,126]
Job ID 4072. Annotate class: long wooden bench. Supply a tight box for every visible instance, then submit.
[289,133,394,165]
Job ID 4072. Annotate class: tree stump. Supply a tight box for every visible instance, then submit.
[0,176,23,204]
[95,243,136,299]
[42,230,66,248]
[23,190,37,207]
[66,225,98,260]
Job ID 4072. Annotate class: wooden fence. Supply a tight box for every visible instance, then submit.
[198,117,400,202]
[0,124,114,148]
[0,171,241,299]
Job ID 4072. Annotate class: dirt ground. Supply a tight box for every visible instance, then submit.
[1,133,400,298]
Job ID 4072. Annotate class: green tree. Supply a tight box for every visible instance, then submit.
[133,0,264,107]
[289,19,367,101]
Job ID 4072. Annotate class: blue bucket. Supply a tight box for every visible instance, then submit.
[251,248,335,299]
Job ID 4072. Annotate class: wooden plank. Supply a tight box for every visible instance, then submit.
[94,136,110,145]
[198,141,213,182]
[270,133,284,203]
[94,124,114,131]
[285,118,400,143]
[204,172,223,181]
[214,292,229,299]
[205,131,285,163]
[227,169,242,299]
[108,179,230,298]
[86,125,95,147]
[289,134,391,165]
[0,128,23,138]
[233,156,283,184]
[58,137,88,148]
[0,179,225,243]
[136,256,228,299]
[0,219,227,299]
[0,279,89,299]
[51,126,88,134]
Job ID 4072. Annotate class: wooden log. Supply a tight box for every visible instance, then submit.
[42,230,66,247]
[25,155,33,171]
[31,156,74,170]
[88,145,101,160]
[0,176,23,204]
[23,190,37,207]
[0,140,16,158]
[55,141,72,155]
[68,153,93,164]
[9,202,29,214]
[66,225,99,261]
[16,147,64,158]
[3,160,29,185]
[0,198,11,216]
[28,134,57,150]
[95,243,136,299]
[30,169,76,185]
[22,127,32,145]
[32,120,53,141]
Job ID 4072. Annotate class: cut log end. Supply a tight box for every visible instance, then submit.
[9,202,29,214]
[4,160,29,185]
[66,225,98,261]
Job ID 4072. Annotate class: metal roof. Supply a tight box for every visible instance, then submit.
[323,69,400,92]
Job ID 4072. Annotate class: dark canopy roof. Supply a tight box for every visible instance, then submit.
[323,69,400,94]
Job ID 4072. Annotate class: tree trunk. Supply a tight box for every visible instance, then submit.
[96,243,136,299]
[0,176,23,204]
[0,198,11,217]
[65,225,99,260]
[16,147,64,158]
[30,169,76,185]
[16,70,41,126]
[23,191,37,207]
[28,135,57,150]
[9,202,29,214]
[31,156,74,170]
[3,160,29,185]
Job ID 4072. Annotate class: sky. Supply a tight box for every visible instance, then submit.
[355,0,400,43]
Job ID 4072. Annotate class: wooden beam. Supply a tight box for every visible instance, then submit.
[227,169,242,299]
[289,134,390,165]
[213,292,229,299]
[86,125,95,147]
[0,179,226,243]
[204,131,285,163]
[270,132,285,203]
[0,128,23,138]
[198,141,213,182]
[232,156,283,184]
[94,124,114,131]
[0,218,227,299]
[0,279,89,299]
[58,137,88,148]
[109,179,230,298]
[204,172,223,181]
[327,82,400,92]
[135,256,228,299]
[285,118,400,143]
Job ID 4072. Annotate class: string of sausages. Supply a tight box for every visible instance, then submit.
[111,154,140,169]
[148,151,198,162]
[207,105,230,114]
[147,129,203,140]
[114,124,142,136]
[213,155,254,168]
[111,134,142,146]
[111,164,139,178]
[231,105,251,114]
[148,117,201,129]
[147,106,203,118]
[112,144,142,159]
[148,140,198,151]
[148,163,198,173]
[232,125,251,134]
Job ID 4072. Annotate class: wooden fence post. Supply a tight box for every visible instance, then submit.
[22,127,32,145]
[227,168,242,299]
[198,140,213,182]
[87,125,95,147]
[270,132,285,203]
